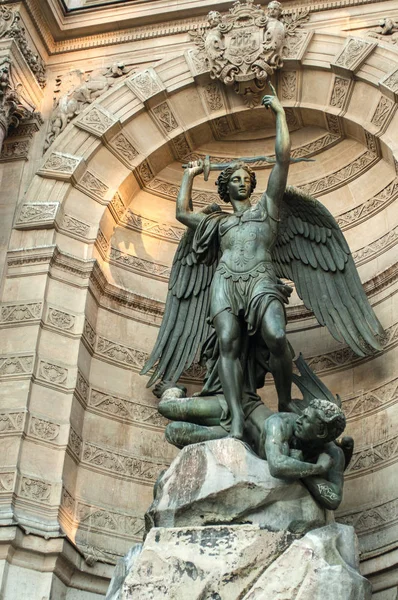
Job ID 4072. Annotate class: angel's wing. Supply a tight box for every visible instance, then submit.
[272,186,384,356]
[141,209,220,387]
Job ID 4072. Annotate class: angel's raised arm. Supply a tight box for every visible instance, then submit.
[259,84,291,219]
[176,160,207,230]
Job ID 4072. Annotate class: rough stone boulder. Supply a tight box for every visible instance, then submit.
[146,438,326,534]
[243,523,372,599]
[122,525,292,600]
[120,523,371,600]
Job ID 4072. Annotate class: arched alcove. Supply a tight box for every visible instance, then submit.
[5,32,398,590]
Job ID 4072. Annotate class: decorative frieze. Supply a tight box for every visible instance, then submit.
[38,152,85,182]
[325,113,342,135]
[0,302,42,324]
[152,101,178,133]
[61,214,91,239]
[279,71,297,101]
[108,132,139,167]
[75,370,90,405]
[187,132,341,169]
[170,133,191,160]
[121,210,184,243]
[297,150,378,197]
[203,82,224,112]
[364,131,379,154]
[77,170,109,203]
[82,441,168,485]
[290,133,340,159]
[76,541,121,566]
[109,246,171,281]
[336,178,398,230]
[332,37,376,76]
[60,486,75,520]
[283,30,313,62]
[0,472,15,493]
[145,148,377,205]
[82,319,96,351]
[0,412,24,434]
[0,139,29,161]
[68,426,83,461]
[380,68,398,102]
[96,337,148,370]
[307,320,398,374]
[126,69,164,102]
[185,48,208,77]
[135,160,154,185]
[19,476,52,504]
[284,108,300,131]
[339,497,398,535]
[330,76,351,109]
[0,354,34,378]
[37,360,68,387]
[211,116,235,139]
[15,202,59,229]
[77,501,145,539]
[28,416,60,443]
[352,225,398,265]
[75,105,119,139]
[346,434,398,479]
[46,307,76,332]
[89,388,167,430]
[371,95,395,131]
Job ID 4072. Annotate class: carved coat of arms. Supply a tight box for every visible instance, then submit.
[192,0,285,101]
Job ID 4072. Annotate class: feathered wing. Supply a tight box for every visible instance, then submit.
[141,212,220,387]
[272,186,384,356]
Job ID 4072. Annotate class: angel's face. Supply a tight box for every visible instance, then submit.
[294,407,326,441]
[267,1,282,18]
[228,168,252,202]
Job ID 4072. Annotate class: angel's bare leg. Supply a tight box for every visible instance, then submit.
[261,299,292,412]
[165,421,227,449]
[158,395,222,425]
[213,311,244,440]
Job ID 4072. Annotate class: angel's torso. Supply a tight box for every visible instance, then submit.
[218,202,278,275]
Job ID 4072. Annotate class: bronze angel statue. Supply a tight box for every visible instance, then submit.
[141,83,383,440]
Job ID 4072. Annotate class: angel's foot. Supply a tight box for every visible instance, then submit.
[228,416,244,440]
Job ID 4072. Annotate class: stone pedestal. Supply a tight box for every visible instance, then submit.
[146,438,327,534]
[107,439,371,600]
[120,524,371,600]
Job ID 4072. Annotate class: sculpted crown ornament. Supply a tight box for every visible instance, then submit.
[192,0,285,103]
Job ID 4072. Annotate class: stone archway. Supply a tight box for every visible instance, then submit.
[3,32,398,594]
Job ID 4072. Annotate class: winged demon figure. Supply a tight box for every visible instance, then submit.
[141,83,383,440]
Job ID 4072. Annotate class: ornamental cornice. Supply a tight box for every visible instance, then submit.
[21,0,396,56]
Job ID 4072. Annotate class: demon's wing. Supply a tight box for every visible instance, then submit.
[272,186,384,356]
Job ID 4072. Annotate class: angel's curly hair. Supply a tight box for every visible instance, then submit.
[215,162,257,204]
[309,398,346,442]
